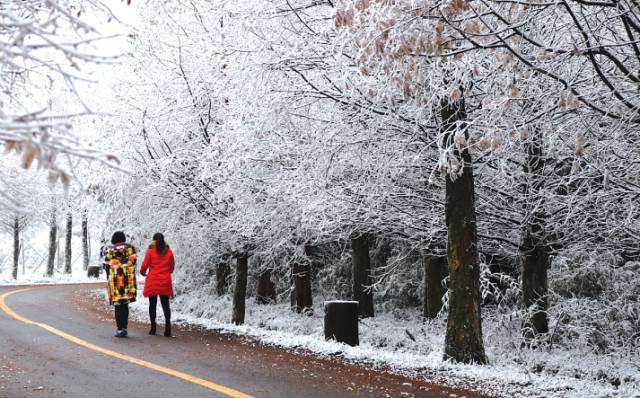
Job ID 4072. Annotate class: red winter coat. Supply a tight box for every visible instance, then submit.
[140,246,175,298]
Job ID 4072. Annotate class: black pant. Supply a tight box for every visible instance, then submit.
[114,302,129,329]
[149,295,171,325]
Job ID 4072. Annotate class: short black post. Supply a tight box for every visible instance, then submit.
[87,266,101,278]
[324,301,359,346]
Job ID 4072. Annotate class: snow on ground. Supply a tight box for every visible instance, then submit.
[117,290,639,398]
[0,226,103,285]
[0,274,100,286]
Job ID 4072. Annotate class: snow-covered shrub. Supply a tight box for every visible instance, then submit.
[549,256,640,353]
[377,247,424,310]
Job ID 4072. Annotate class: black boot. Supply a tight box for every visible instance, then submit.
[164,322,171,337]
[149,323,156,335]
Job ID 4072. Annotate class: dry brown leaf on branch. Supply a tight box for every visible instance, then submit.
[48,171,59,184]
[105,153,121,164]
[60,171,70,188]
[575,132,586,157]
[478,136,491,150]
[21,143,39,169]
[464,20,481,34]
[4,140,20,153]
[568,92,580,109]
[491,136,503,152]
[355,0,370,11]
[559,91,567,109]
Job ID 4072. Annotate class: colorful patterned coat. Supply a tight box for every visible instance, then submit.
[104,242,138,305]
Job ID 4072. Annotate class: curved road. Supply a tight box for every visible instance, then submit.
[0,284,490,398]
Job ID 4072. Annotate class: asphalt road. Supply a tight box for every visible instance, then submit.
[0,284,490,398]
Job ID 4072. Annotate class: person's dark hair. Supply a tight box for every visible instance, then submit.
[111,231,126,245]
[153,232,166,253]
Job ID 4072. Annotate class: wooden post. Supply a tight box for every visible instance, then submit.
[87,266,101,278]
[324,301,359,346]
[232,256,248,325]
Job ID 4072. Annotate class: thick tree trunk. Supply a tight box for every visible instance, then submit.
[216,262,231,296]
[46,209,57,277]
[256,269,276,304]
[351,234,374,318]
[521,129,549,338]
[423,256,448,319]
[292,263,312,313]
[64,212,72,274]
[231,256,248,325]
[81,210,89,271]
[441,96,487,364]
[12,216,19,280]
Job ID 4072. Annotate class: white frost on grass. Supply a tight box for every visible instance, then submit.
[121,290,640,398]
[0,274,100,286]
[0,231,103,286]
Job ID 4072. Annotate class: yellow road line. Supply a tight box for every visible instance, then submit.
[0,288,254,398]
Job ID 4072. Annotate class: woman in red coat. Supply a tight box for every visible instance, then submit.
[140,233,175,337]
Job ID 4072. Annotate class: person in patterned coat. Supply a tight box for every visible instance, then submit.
[104,231,137,338]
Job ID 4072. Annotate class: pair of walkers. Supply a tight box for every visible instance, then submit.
[103,231,175,338]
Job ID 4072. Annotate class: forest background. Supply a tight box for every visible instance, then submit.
[1,1,639,396]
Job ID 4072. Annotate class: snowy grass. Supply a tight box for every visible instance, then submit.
[119,288,640,398]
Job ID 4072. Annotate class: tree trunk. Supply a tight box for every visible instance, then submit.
[216,262,231,296]
[231,256,248,325]
[441,95,487,364]
[423,256,448,319]
[521,128,549,338]
[292,263,312,313]
[64,212,72,274]
[12,216,20,280]
[256,269,276,304]
[521,238,548,337]
[21,229,25,276]
[351,234,374,318]
[46,209,57,277]
[81,210,89,271]
[56,225,62,271]
[371,237,391,271]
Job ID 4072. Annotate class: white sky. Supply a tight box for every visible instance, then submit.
[36,0,146,158]
[75,0,141,108]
